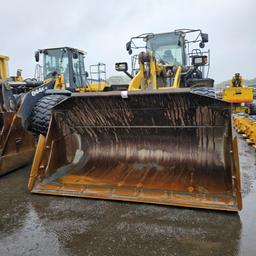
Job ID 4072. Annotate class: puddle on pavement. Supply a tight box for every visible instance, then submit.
[0,137,255,256]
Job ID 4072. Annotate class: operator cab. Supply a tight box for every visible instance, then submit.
[116,29,213,88]
[146,32,186,66]
[35,47,88,91]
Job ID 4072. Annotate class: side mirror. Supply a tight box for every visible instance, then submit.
[115,62,133,79]
[115,62,128,72]
[85,71,89,78]
[191,55,208,66]
[35,51,39,62]
[126,41,131,51]
[73,52,78,59]
[126,41,132,55]
[201,33,208,43]
[199,42,205,48]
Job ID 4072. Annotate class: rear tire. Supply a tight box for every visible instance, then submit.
[29,95,68,137]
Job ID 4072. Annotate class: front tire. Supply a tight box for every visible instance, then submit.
[29,95,67,137]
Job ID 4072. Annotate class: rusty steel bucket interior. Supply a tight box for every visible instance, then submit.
[0,81,36,176]
[29,89,242,211]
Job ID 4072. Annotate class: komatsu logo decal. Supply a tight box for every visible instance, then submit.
[31,86,48,96]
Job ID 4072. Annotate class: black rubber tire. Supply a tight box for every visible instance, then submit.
[250,102,256,115]
[187,78,214,88]
[29,95,68,137]
[190,87,216,98]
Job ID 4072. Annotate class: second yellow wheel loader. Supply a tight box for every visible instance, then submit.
[28,30,242,211]
[0,47,111,176]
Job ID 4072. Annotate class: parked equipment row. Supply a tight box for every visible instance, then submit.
[233,115,256,149]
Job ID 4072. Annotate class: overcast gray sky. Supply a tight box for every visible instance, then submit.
[1,0,255,83]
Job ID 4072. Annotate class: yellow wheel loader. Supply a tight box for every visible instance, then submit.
[0,47,111,176]
[29,30,242,211]
[30,47,111,136]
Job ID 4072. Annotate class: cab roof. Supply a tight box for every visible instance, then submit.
[38,47,85,55]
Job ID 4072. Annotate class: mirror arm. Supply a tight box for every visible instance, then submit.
[123,71,133,79]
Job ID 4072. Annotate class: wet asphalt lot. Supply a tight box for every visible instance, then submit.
[0,137,255,256]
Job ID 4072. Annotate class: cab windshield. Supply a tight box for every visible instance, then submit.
[147,32,185,65]
[43,48,87,88]
[43,49,69,81]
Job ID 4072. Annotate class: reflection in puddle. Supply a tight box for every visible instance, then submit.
[0,203,67,256]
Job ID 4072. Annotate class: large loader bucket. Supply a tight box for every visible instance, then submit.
[0,112,14,153]
[29,89,242,211]
[0,112,35,176]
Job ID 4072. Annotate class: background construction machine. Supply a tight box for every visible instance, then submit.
[0,54,9,80]
[30,47,111,135]
[28,29,242,211]
[223,73,254,103]
[234,114,256,148]
[0,47,111,176]
[211,73,255,118]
